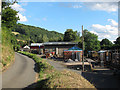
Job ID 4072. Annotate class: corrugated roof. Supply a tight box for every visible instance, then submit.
[44,42,77,45]
[31,43,43,46]
[68,46,82,51]
[31,42,77,46]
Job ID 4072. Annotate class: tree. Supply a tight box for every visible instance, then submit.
[2,0,20,51]
[12,23,64,43]
[112,36,120,50]
[100,38,113,50]
[42,34,49,42]
[37,34,43,43]
[63,29,79,41]
[2,1,19,28]
[83,29,100,51]
[114,36,120,45]
[100,38,113,46]
[58,36,63,42]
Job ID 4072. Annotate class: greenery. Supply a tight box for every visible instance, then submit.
[12,23,64,44]
[79,30,101,54]
[99,37,120,50]
[1,0,21,69]
[63,29,80,42]
[114,36,120,45]
[18,51,95,88]
[2,27,14,69]
[2,2,19,28]
[111,36,120,50]
[100,38,113,50]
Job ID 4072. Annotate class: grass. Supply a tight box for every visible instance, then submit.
[18,51,96,88]
[1,27,14,70]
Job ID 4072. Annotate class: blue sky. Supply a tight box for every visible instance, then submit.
[10,2,118,42]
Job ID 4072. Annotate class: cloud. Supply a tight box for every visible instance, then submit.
[90,19,118,42]
[17,13,27,22]
[10,3,25,12]
[108,19,118,26]
[10,3,28,22]
[90,31,99,35]
[84,2,118,12]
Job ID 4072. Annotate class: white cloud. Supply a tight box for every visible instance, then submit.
[108,19,118,26]
[17,13,27,22]
[84,2,118,12]
[10,3,25,12]
[10,3,28,22]
[90,31,99,35]
[90,19,118,42]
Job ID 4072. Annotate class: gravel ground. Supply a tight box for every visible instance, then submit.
[46,58,82,75]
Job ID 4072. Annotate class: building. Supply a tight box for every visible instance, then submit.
[21,45,30,52]
[30,42,78,57]
[64,46,83,61]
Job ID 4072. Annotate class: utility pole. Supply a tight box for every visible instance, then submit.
[82,25,84,71]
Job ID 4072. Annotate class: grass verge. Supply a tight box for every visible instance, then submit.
[2,27,14,71]
[18,51,96,88]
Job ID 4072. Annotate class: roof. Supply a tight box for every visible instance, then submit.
[98,50,106,53]
[31,42,77,46]
[23,45,30,49]
[68,46,82,51]
[64,46,82,51]
[31,43,43,46]
[44,42,77,45]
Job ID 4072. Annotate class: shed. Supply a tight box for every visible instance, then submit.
[23,45,30,49]
[23,45,30,52]
[64,46,82,62]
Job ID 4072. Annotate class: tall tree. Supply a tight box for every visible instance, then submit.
[2,0,20,51]
[2,2,19,28]
[83,29,100,51]
[114,36,120,45]
[100,38,113,50]
[63,29,79,41]
[112,36,120,50]
[100,38,113,46]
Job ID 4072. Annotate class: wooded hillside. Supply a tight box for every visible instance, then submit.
[12,23,64,43]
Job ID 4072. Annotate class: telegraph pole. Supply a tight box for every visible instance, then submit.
[82,25,84,71]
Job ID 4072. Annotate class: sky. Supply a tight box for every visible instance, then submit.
[10,2,119,42]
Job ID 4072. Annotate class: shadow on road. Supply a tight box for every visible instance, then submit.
[81,70,120,89]
[23,78,50,89]
[33,63,40,73]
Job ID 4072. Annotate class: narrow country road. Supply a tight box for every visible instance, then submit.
[2,53,36,88]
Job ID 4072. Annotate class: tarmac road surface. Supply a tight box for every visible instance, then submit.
[2,53,36,88]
